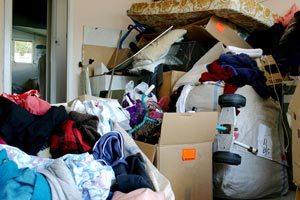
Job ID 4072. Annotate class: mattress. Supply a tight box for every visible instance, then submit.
[127,0,279,32]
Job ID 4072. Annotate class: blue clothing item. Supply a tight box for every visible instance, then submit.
[112,153,154,193]
[0,149,51,200]
[92,131,127,167]
[219,53,271,99]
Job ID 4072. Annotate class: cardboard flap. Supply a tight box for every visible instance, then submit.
[289,82,300,114]
[185,25,218,47]
[135,140,156,163]
[160,112,218,145]
[205,16,252,49]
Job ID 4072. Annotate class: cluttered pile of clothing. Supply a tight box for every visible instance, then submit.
[0,90,174,200]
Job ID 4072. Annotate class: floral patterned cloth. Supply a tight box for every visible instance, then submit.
[127,0,279,32]
[0,144,115,200]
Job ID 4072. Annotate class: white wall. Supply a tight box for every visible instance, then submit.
[260,0,300,16]
[67,0,150,101]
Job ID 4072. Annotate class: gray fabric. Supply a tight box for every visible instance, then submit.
[39,159,83,200]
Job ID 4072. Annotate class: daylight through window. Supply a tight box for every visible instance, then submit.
[14,41,33,63]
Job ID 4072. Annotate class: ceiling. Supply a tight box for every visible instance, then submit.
[13,0,47,29]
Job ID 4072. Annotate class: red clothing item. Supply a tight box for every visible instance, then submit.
[0,90,51,115]
[200,60,234,82]
[275,4,299,27]
[199,60,238,94]
[50,120,92,158]
[23,96,51,115]
[0,137,6,144]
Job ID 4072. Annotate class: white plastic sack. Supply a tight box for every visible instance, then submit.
[187,85,288,199]
[213,86,288,199]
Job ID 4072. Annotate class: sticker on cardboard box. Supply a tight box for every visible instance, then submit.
[257,124,273,160]
[182,148,196,161]
[216,22,225,33]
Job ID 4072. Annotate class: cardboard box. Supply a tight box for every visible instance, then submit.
[288,81,300,187]
[158,71,186,99]
[256,55,283,86]
[83,45,133,75]
[157,112,218,200]
[185,15,252,49]
[296,188,300,200]
[89,75,138,97]
[135,140,157,163]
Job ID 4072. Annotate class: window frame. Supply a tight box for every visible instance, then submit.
[13,40,34,64]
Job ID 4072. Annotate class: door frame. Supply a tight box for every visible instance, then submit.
[3,0,70,103]
[3,0,12,93]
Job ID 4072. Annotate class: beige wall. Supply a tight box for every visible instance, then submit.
[0,0,4,93]
[261,0,300,16]
[68,0,149,100]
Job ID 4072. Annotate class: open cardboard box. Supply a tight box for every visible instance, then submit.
[157,112,217,200]
[184,15,252,49]
[135,112,217,200]
[137,15,251,50]
[288,80,300,188]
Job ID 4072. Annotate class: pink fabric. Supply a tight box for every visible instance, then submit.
[275,4,300,27]
[112,188,165,200]
[0,89,40,105]
[23,95,51,115]
[0,137,6,144]
[1,90,51,115]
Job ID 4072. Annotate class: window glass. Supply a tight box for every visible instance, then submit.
[14,41,33,63]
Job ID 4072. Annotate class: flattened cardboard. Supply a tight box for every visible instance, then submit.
[107,48,133,69]
[160,112,217,145]
[158,71,186,99]
[205,16,252,49]
[82,45,115,75]
[288,81,300,186]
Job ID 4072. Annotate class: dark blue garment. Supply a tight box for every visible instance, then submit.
[219,53,270,99]
[92,131,127,167]
[0,97,68,155]
[112,153,154,193]
[0,149,51,200]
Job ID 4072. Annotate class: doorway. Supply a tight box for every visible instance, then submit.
[12,0,48,99]
[4,0,68,103]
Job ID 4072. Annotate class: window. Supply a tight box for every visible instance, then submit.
[14,41,33,63]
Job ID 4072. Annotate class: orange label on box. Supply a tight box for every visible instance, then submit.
[216,22,225,33]
[182,148,196,161]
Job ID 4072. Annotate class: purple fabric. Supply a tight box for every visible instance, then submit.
[92,131,127,167]
[125,100,145,128]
